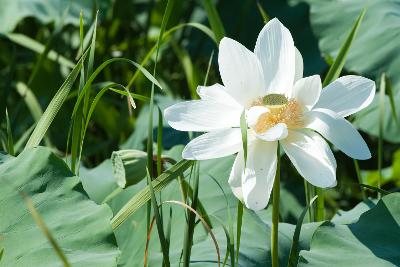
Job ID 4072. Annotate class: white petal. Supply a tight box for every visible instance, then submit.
[294,47,303,83]
[228,151,245,201]
[254,18,295,95]
[304,108,371,160]
[282,130,336,188]
[218,37,265,107]
[290,75,321,110]
[246,106,269,127]
[182,128,242,160]
[196,83,242,108]
[164,100,242,131]
[256,123,288,141]
[314,75,376,117]
[242,140,277,211]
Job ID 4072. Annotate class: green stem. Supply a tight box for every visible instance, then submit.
[303,180,311,222]
[236,200,243,265]
[354,159,366,200]
[304,181,315,222]
[315,188,325,221]
[271,145,280,267]
[378,73,386,199]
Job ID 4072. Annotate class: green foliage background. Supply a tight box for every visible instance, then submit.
[0,0,399,266]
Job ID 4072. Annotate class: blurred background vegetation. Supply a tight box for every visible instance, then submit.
[0,0,399,219]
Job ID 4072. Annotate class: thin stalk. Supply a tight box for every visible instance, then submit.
[378,73,386,199]
[315,188,325,221]
[354,159,366,200]
[236,109,247,265]
[182,163,200,267]
[304,181,315,222]
[145,0,174,243]
[303,180,311,222]
[271,145,281,267]
[235,200,243,265]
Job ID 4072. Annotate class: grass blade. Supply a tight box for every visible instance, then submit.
[109,88,150,102]
[157,107,163,176]
[207,175,234,267]
[204,50,214,86]
[183,162,200,267]
[146,0,174,177]
[83,11,99,117]
[146,169,170,267]
[287,196,318,267]
[3,33,75,68]
[126,22,216,89]
[111,159,193,229]
[71,58,160,118]
[322,8,366,87]
[15,82,44,122]
[5,108,14,156]
[14,124,35,153]
[181,179,212,228]
[86,11,98,80]
[384,75,399,126]
[256,0,270,23]
[146,0,175,237]
[15,82,53,147]
[359,183,390,195]
[162,200,221,267]
[25,50,88,149]
[202,0,226,43]
[70,12,86,173]
[171,42,199,99]
[78,84,130,161]
[144,217,156,267]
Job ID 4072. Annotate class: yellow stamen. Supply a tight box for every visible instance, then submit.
[252,96,303,134]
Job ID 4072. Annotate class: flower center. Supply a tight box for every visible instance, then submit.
[251,94,303,134]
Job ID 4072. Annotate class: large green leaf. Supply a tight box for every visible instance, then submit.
[0,147,119,267]
[0,0,112,33]
[291,0,400,142]
[299,193,400,266]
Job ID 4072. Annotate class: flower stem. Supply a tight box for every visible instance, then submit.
[378,73,386,200]
[354,159,366,200]
[315,188,325,221]
[271,145,280,267]
[236,200,243,265]
[304,181,315,222]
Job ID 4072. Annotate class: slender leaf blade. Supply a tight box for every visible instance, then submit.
[25,51,88,149]
[146,169,170,266]
[111,159,193,229]
[202,0,226,43]
[322,8,366,87]
[287,196,318,267]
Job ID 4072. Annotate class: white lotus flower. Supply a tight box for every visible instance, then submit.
[164,18,375,211]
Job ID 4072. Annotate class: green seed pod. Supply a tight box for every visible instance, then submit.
[111,150,147,188]
[263,93,288,106]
